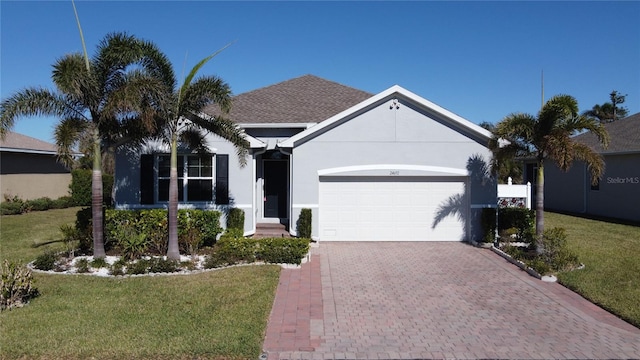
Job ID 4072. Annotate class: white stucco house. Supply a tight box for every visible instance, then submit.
[114,75,497,241]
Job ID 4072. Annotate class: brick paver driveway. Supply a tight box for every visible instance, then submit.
[263,242,640,360]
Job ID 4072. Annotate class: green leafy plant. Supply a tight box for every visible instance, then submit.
[148,258,179,273]
[138,209,168,255]
[75,258,90,273]
[226,208,245,231]
[109,258,126,276]
[90,257,108,269]
[541,227,580,272]
[117,226,148,261]
[32,250,60,271]
[126,259,150,275]
[1,260,39,311]
[296,208,312,239]
[258,237,310,265]
[180,227,203,259]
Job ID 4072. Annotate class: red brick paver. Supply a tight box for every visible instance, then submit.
[263,242,640,359]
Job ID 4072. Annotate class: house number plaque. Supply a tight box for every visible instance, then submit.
[389,170,400,176]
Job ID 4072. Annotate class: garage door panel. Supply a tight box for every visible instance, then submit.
[319,177,467,241]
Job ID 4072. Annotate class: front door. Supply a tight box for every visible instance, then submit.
[263,160,287,218]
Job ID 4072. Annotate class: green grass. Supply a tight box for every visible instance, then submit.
[546,211,640,328]
[0,208,281,360]
[0,207,81,264]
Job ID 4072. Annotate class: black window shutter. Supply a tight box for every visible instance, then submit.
[215,155,229,205]
[140,154,155,204]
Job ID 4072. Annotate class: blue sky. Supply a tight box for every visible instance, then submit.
[1,1,639,143]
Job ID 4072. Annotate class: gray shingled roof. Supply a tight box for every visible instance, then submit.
[0,131,58,153]
[573,112,640,154]
[204,74,373,124]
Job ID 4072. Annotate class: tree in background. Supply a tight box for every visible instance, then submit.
[583,90,629,123]
[490,95,609,253]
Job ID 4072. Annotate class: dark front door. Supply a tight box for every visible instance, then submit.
[264,160,287,218]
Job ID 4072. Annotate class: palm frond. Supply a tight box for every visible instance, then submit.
[180,76,232,114]
[187,112,249,166]
[572,143,606,184]
[179,42,234,97]
[494,113,536,143]
[0,88,85,138]
[55,117,88,168]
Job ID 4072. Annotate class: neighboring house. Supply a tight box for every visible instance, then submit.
[0,131,71,202]
[114,75,496,241]
[529,112,640,223]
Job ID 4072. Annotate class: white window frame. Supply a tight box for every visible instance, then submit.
[155,154,216,203]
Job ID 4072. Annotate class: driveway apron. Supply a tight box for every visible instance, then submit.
[263,242,640,359]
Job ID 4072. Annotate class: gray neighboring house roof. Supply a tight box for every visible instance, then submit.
[574,112,640,154]
[0,131,58,154]
[204,74,373,125]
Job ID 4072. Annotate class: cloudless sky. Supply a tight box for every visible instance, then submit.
[1,1,639,143]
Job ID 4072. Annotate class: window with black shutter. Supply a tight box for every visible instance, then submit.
[140,154,155,204]
[215,154,229,205]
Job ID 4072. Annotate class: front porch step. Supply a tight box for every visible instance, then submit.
[254,223,291,238]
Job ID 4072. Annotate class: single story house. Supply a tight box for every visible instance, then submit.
[535,112,640,223]
[114,75,496,241]
[0,131,72,202]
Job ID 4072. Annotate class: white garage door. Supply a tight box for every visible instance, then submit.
[319,177,468,241]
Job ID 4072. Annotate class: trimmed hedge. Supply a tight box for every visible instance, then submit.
[204,233,310,269]
[105,209,223,256]
[296,208,312,238]
[226,208,245,231]
[0,196,75,216]
[69,169,114,206]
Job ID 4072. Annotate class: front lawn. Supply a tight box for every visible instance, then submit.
[546,211,640,328]
[0,208,281,359]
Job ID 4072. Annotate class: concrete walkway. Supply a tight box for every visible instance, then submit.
[263,242,640,360]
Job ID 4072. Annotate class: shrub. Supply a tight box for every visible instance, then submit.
[70,169,114,206]
[75,207,93,253]
[126,259,149,275]
[109,258,126,276]
[138,209,168,255]
[32,250,60,271]
[181,227,202,257]
[204,234,257,269]
[59,224,81,258]
[117,224,148,261]
[178,209,222,247]
[75,258,90,273]
[1,260,39,311]
[226,208,245,231]
[482,207,535,244]
[90,257,108,269]
[296,208,312,239]
[0,195,27,215]
[50,196,74,209]
[541,227,580,272]
[148,258,179,273]
[28,197,53,212]
[258,237,310,265]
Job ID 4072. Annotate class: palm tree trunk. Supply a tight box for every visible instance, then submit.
[92,128,106,258]
[167,134,180,260]
[535,158,545,254]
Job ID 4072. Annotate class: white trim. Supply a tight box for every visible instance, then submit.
[239,122,317,129]
[233,204,253,209]
[318,164,468,177]
[292,204,319,208]
[278,85,492,148]
[471,204,498,209]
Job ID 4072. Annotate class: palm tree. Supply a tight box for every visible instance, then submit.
[150,48,249,260]
[0,32,170,258]
[491,95,609,252]
[583,90,629,123]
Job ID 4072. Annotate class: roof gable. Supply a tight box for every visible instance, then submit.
[573,112,640,154]
[204,74,372,125]
[279,85,492,148]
